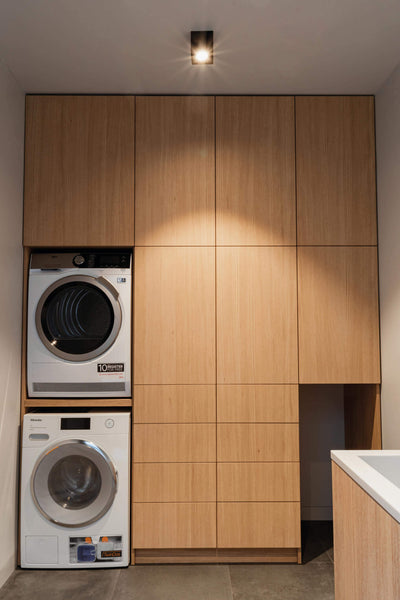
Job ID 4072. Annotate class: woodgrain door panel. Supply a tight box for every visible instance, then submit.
[134,424,216,462]
[217,463,300,502]
[217,424,299,462]
[134,385,216,423]
[217,385,298,422]
[133,463,216,502]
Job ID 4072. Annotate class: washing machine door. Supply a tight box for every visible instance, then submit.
[31,440,118,527]
[35,275,122,362]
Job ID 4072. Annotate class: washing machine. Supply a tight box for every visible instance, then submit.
[20,412,130,568]
[27,250,131,397]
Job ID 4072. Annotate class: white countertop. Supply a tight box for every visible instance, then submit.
[331,449,400,524]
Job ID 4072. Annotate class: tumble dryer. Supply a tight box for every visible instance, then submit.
[20,412,130,568]
[27,250,131,397]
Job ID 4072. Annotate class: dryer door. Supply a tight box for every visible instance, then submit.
[31,440,118,527]
[35,275,122,362]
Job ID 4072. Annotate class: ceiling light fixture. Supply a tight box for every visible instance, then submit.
[191,30,213,65]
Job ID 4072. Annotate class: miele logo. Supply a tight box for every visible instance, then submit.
[97,363,124,373]
[30,418,43,422]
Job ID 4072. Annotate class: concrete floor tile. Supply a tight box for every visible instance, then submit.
[229,563,334,600]
[113,565,233,600]
[0,567,121,600]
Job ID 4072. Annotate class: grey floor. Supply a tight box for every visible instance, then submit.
[1,523,334,600]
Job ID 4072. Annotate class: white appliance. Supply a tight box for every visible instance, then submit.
[27,250,131,398]
[20,412,130,568]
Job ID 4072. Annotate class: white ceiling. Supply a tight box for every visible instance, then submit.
[0,0,400,94]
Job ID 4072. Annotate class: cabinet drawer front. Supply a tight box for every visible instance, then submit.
[217,385,298,422]
[217,463,300,502]
[217,502,301,548]
[134,385,216,423]
[134,424,216,462]
[133,503,216,548]
[133,463,216,502]
[217,424,299,462]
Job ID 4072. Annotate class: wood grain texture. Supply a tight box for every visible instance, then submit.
[133,424,216,462]
[217,463,300,501]
[217,247,298,383]
[217,424,299,462]
[298,247,380,383]
[332,462,400,600]
[134,548,299,563]
[296,96,377,245]
[133,503,216,548]
[133,463,216,502]
[24,96,135,246]
[217,385,298,422]
[344,384,382,449]
[134,385,215,423]
[216,96,295,245]
[135,96,215,245]
[134,247,215,384]
[217,502,301,548]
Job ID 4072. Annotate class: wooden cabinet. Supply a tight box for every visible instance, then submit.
[217,247,298,384]
[296,96,376,245]
[216,96,295,245]
[24,96,135,247]
[134,247,215,384]
[135,96,215,245]
[298,247,380,383]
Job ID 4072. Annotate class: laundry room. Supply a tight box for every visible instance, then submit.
[2,2,400,600]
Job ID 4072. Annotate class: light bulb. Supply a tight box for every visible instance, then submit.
[194,49,210,63]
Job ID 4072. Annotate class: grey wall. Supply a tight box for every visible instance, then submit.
[376,62,400,449]
[0,58,24,587]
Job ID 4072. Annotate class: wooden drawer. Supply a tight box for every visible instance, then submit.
[134,385,216,423]
[133,463,216,502]
[133,503,216,548]
[134,424,216,462]
[217,424,299,462]
[217,502,301,548]
[217,463,300,502]
[217,385,298,422]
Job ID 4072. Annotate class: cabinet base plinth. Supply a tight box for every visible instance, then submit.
[132,548,300,564]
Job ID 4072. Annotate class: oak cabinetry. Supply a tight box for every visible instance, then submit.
[24,95,135,247]
[134,385,215,423]
[216,96,295,245]
[296,96,376,245]
[134,247,215,384]
[217,247,298,384]
[298,247,380,383]
[135,96,215,246]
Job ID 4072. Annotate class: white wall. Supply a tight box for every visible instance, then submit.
[0,58,24,587]
[376,62,400,449]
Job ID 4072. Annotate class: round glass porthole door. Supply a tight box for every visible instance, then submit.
[35,275,122,362]
[31,440,118,528]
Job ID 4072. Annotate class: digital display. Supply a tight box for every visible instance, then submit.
[61,417,91,430]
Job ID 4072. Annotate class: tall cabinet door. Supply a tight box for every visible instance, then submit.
[296,96,376,245]
[216,96,295,246]
[135,96,215,246]
[24,96,135,247]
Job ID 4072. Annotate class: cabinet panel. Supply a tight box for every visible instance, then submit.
[217,424,299,462]
[296,96,376,245]
[216,96,295,245]
[135,96,215,245]
[133,463,216,502]
[217,503,301,548]
[24,96,135,247]
[217,463,300,502]
[133,503,216,548]
[134,424,216,462]
[298,247,380,383]
[134,385,215,423]
[217,385,298,422]
[217,247,298,383]
[134,248,215,384]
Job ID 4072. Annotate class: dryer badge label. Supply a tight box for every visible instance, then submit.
[97,363,124,373]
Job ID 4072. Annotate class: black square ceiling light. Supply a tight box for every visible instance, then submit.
[191,31,213,65]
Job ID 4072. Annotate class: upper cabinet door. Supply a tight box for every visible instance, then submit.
[135,97,215,246]
[298,247,380,383]
[217,247,298,384]
[24,96,135,247]
[296,96,376,245]
[216,97,296,246]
